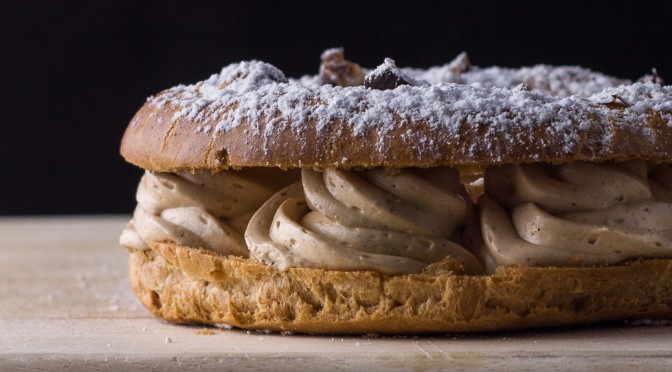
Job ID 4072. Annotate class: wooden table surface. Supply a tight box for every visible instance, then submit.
[2,216,672,371]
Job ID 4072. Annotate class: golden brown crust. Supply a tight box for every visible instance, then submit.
[121,93,672,173]
[119,61,672,173]
[128,242,672,334]
[121,101,672,172]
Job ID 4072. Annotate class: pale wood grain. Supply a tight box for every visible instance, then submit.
[1,216,672,371]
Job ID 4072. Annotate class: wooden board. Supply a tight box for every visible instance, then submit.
[2,216,672,370]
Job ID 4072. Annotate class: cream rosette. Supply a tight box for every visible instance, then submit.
[246,167,483,275]
[480,161,672,270]
[121,169,297,256]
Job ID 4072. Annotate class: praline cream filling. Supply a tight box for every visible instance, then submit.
[245,168,484,275]
[480,161,672,270]
[120,169,297,257]
[121,162,672,275]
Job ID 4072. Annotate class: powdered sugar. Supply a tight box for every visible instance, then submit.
[406,53,632,97]
[147,59,672,162]
[590,83,672,115]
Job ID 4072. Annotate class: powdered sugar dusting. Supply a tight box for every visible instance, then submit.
[406,53,631,97]
[591,83,672,115]
[147,58,672,162]
[163,60,288,127]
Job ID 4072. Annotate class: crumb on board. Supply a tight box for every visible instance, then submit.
[195,328,217,335]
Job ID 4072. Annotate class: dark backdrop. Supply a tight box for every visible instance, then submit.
[3,0,672,215]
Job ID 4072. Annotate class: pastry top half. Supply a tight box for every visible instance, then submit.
[120,52,672,173]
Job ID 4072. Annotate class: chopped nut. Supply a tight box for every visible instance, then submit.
[448,51,471,74]
[319,47,365,87]
[637,68,665,85]
[364,58,421,90]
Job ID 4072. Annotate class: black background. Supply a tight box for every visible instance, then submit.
[3,0,672,215]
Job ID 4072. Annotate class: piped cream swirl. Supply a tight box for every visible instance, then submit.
[480,161,672,269]
[246,168,484,275]
[120,169,298,256]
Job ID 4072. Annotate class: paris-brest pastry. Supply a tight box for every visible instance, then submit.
[120,48,672,333]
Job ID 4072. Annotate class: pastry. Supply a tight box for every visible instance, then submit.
[120,49,672,333]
